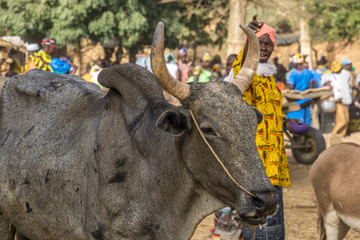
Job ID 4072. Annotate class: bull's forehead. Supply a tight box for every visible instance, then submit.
[182,82,257,127]
[184,82,252,115]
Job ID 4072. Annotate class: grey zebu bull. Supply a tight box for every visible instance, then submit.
[0,23,277,240]
[310,142,360,240]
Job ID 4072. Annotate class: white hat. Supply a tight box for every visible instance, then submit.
[26,43,39,51]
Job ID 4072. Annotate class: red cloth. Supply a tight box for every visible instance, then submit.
[41,37,56,48]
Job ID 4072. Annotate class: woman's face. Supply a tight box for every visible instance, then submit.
[258,34,274,63]
[44,46,56,56]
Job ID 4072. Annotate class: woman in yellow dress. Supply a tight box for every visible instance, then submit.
[227,17,300,240]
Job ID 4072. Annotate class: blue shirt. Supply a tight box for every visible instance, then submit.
[287,69,314,91]
[286,68,314,125]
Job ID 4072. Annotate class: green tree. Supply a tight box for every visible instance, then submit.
[0,0,229,60]
[301,0,360,43]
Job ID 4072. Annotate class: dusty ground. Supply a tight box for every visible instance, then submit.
[191,149,360,240]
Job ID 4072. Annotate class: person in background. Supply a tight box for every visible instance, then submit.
[285,54,297,83]
[316,56,330,75]
[50,57,78,75]
[177,47,192,83]
[187,65,210,83]
[354,70,360,108]
[89,58,104,88]
[341,59,357,98]
[313,56,331,88]
[22,37,56,74]
[341,59,353,72]
[210,207,241,239]
[25,43,39,61]
[221,16,299,240]
[163,52,181,106]
[308,55,328,129]
[273,57,287,90]
[329,59,353,137]
[210,54,222,81]
[82,57,106,91]
[211,63,222,82]
[211,54,222,67]
[165,52,179,80]
[135,47,152,73]
[286,53,315,125]
[220,54,237,82]
[201,51,212,71]
[19,43,39,76]
[188,52,213,83]
[321,61,342,87]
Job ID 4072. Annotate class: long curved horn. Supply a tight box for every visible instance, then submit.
[232,25,260,93]
[151,22,190,100]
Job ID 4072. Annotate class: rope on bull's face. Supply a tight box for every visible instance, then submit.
[189,109,256,198]
[189,109,260,240]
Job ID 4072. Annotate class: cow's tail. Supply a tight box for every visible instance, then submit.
[318,210,326,240]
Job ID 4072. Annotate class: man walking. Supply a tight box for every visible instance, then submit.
[331,61,353,137]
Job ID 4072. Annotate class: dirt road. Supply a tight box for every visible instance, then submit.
[191,151,360,240]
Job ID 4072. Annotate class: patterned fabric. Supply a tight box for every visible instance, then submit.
[211,207,242,239]
[41,37,56,48]
[232,47,291,187]
[23,50,53,74]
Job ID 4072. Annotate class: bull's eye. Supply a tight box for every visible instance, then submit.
[200,127,217,136]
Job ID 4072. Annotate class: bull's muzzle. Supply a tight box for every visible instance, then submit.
[239,191,278,227]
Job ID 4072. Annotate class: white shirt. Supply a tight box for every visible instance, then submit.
[166,63,179,80]
[90,64,102,81]
[355,71,360,88]
[321,72,337,87]
[330,69,353,105]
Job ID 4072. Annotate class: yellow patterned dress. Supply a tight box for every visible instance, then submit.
[23,50,53,74]
[233,48,291,187]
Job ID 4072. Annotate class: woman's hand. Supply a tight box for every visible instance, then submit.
[248,15,264,33]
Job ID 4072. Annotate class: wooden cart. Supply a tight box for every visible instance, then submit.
[281,87,332,164]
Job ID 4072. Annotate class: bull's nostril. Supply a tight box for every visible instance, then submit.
[253,192,278,214]
[253,196,265,210]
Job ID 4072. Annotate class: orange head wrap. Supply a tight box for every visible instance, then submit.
[245,24,276,47]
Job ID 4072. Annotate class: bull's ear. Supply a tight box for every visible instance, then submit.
[156,109,188,135]
[253,107,263,124]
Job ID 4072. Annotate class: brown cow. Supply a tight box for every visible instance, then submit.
[310,142,360,240]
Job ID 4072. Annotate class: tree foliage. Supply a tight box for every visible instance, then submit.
[301,0,360,42]
[178,0,229,48]
[0,0,229,53]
